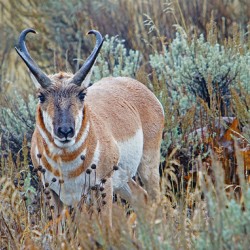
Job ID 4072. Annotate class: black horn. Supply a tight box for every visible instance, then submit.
[15,28,51,88]
[71,30,104,86]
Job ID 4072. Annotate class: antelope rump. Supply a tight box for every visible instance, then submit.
[15,28,164,225]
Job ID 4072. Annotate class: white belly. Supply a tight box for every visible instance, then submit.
[112,129,143,191]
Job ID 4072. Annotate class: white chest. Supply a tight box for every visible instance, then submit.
[35,142,100,206]
[44,170,98,206]
[35,129,143,205]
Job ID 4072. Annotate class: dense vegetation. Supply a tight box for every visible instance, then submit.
[0,0,250,249]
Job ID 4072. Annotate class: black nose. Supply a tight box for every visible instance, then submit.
[57,126,74,139]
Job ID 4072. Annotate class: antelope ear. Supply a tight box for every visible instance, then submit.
[30,72,42,89]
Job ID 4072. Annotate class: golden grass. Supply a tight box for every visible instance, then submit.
[0,147,249,249]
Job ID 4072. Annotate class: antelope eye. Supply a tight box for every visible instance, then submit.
[38,93,45,103]
[78,91,86,101]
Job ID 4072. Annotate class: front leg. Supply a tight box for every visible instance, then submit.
[49,189,65,234]
[99,178,113,228]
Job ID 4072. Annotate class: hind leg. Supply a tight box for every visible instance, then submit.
[115,179,148,205]
[138,149,161,203]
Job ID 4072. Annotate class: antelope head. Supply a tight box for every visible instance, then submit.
[15,28,104,148]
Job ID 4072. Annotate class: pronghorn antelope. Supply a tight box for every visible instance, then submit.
[15,28,164,225]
